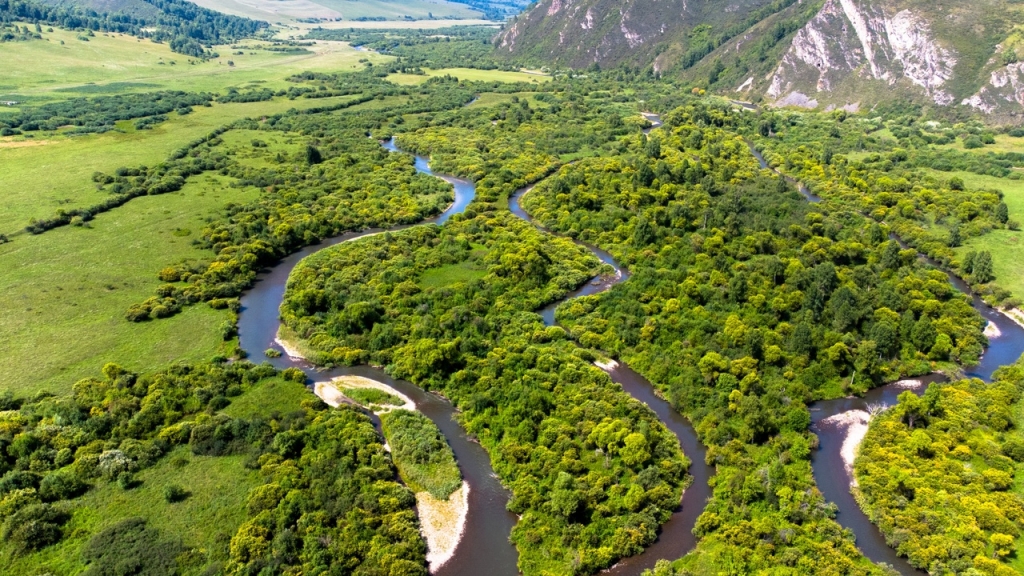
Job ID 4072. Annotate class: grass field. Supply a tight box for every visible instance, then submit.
[223,376,313,417]
[935,133,1024,154]
[387,67,550,85]
[0,447,259,575]
[0,26,390,101]
[0,174,257,396]
[188,0,482,24]
[0,94,361,234]
[916,169,1024,299]
[418,261,488,288]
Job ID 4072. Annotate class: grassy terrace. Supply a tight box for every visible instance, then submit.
[0,25,390,100]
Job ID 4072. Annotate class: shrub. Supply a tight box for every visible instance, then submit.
[163,484,189,503]
[0,503,70,553]
[39,469,88,501]
[81,517,182,576]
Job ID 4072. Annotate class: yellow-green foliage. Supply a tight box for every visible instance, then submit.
[855,361,1024,575]
[380,410,462,499]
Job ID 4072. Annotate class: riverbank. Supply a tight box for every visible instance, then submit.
[316,374,417,413]
[417,482,470,572]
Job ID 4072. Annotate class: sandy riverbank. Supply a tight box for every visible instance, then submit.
[820,409,872,486]
[1000,307,1024,330]
[417,482,470,572]
[315,374,416,413]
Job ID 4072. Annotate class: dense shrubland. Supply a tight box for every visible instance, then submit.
[510,99,987,573]
[380,410,462,499]
[0,361,427,574]
[753,107,1022,307]
[306,26,515,71]
[0,91,213,134]
[855,360,1024,575]
[279,214,690,574]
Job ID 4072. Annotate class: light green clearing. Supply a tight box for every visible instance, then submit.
[342,386,403,407]
[190,0,482,24]
[0,26,390,100]
[934,133,1024,154]
[418,260,487,289]
[0,175,257,397]
[0,447,258,575]
[919,169,1024,298]
[387,68,551,85]
[223,376,312,418]
[466,92,538,108]
[0,95,365,233]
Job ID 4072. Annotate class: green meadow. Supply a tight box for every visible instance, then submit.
[918,169,1024,298]
[0,25,390,101]
[0,174,257,396]
[0,95,362,233]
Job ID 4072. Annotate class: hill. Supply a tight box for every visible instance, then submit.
[496,0,1024,117]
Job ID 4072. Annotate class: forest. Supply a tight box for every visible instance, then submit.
[4,29,1024,574]
[855,361,1024,575]
[280,213,689,574]
[0,0,267,56]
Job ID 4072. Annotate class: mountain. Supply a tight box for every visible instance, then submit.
[497,0,1024,116]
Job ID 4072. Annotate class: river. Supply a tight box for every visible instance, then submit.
[237,140,520,576]
[747,138,1024,574]
[237,120,714,575]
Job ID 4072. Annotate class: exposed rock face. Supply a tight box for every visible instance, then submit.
[498,0,1022,114]
[964,62,1024,115]
[767,0,956,107]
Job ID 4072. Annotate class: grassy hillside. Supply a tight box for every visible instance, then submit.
[187,0,484,24]
[0,25,389,101]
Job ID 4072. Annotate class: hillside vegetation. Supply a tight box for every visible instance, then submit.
[496,0,1024,115]
[855,361,1024,575]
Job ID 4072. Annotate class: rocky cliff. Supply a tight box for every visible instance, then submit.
[497,0,1024,114]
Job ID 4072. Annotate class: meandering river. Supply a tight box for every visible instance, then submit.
[237,142,520,576]
[232,113,1022,575]
[748,139,1024,574]
[237,122,713,575]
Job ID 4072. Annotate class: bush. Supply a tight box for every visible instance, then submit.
[163,484,189,503]
[39,469,88,501]
[0,503,70,553]
[81,517,182,576]
[964,136,985,149]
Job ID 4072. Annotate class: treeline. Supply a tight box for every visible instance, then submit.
[0,361,428,574]
[513,98,986,573]
[855,359,1024,575]
[0,90,212,134]
[0,0,267,56]
[279,215,690,574]
[306,26,519,71]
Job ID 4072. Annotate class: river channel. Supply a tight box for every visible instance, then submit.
[747,139,1024,574]
[237,119,715,575]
